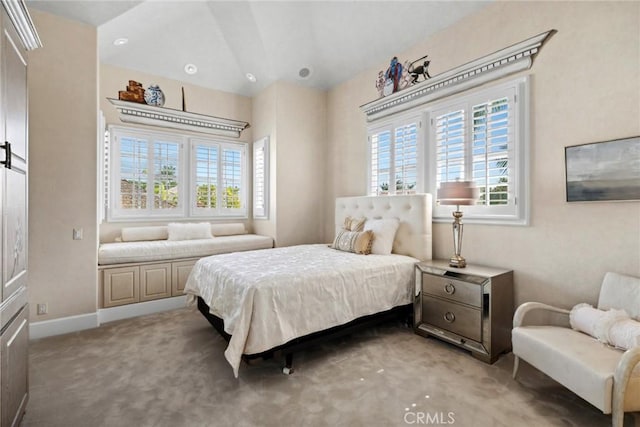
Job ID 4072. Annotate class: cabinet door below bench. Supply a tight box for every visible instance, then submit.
[172,260,196,297]
[103,266,139,307]
[140,263,172,302]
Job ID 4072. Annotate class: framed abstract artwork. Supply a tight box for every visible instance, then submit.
[565,136,640,202]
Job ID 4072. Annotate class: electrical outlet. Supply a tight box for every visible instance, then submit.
[37,303,47,315]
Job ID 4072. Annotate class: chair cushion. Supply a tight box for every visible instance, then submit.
[513,325,640,413]
[98,234,273,265]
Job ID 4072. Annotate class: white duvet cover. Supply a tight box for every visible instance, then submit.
[184,244,418,377]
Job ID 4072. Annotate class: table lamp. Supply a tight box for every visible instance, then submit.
[437,181,479,268]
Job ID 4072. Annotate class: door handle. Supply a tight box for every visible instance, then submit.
[1,141,10,169]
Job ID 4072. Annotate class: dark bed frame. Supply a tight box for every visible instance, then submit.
[197,296,412,374]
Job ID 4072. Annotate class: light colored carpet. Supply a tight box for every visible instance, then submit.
[22,308,639,427]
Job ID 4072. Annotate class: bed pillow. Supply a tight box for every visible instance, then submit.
[342,216,366,232]
[332,229,374,255]
[167,222,214,241]
[364,218,400,255]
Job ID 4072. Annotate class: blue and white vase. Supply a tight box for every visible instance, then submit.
[144,84,165,107]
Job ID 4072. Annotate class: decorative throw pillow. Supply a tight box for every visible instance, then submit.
[343,216,366,232]
[363,218,400,255]
[167,222,214,241]
[570,303,640,350]
[332,229,374,255]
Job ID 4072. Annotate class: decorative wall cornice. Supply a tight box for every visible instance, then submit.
[360,30,555,121]
[108,99,250,138]
[1,0,42,50]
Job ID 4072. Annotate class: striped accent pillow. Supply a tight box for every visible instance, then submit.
[343,216,366,232]
[332,229,374,255]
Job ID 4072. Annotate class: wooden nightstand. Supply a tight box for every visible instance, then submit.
[414,260,514,363]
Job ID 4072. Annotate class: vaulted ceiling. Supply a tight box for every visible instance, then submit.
[27,1,491,96]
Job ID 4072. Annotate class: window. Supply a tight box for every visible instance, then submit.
[107,126,247,221]
[191,139,247,217]
[253,137,269,219]
[368,115,422,195]
[429,77,528,224]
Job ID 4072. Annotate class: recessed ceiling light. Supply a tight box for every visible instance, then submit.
[246,72,257,83]
[298,67,312,79]
[113,38,128,46]
[184,64,198,75]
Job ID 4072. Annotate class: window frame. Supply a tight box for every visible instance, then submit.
[108,126,187,221]
[189,138,248,218]
[367,113,424,196]
[106,125,248,222]
[426,76,529,225]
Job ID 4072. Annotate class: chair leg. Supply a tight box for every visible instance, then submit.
[512,355,520,379]
[612,408,623,427]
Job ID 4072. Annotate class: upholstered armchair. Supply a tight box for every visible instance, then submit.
[512,272,640,427]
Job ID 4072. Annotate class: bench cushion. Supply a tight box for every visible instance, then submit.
[513,325,640,413]
[98,234,273,265]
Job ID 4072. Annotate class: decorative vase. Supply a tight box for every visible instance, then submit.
[144,84,165,107]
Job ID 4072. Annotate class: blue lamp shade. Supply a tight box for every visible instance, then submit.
[437,181,479,206]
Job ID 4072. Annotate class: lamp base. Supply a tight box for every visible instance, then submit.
[449,254,467,268]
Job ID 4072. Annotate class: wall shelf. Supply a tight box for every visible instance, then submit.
[108,98,250,138]
[360,30,555,121]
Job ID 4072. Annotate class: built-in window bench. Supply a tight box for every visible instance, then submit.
[98,223,273,308]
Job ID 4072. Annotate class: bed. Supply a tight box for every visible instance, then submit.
[184,194,433,377]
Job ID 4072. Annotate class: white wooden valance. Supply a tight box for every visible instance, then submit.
[360,30,554,121]
[108,99,250,138]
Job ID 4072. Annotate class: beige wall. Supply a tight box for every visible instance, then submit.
[99,64,254,242]
[251,84,277,239]
[27,10,98,320]
[326,1,640,307]
[252,81,327,247]
[274,81,327,247]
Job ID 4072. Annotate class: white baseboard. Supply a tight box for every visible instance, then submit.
[30,312,99,340]
[29,296,189,340]
[98,295,188,324]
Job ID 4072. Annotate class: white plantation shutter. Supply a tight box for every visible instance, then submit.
[119,135,148,210]
[435,107,465,189]
[394,123,418,194]
[191,139,248,217]
[109,127,185,219]
[253,137,269,219]
[153,141,180,210]
[430,78,527,224]
[221,146,243,210]
[472,96,512,206]
[194,144,218,209]
[369,129,391,195]
[368,115,421,196]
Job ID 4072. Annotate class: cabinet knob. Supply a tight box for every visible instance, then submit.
[444,312,455,323]
[444,282,455,295]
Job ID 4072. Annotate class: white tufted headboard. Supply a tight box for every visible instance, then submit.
[335,194,433,261]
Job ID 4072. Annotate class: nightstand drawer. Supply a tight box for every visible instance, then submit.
[422,296,481,342]
[423,274,481,307]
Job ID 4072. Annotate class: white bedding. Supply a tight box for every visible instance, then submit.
[184,244,418,377]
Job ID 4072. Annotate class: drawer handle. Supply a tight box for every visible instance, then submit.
[444,312,455,323]
[444,283,455,295]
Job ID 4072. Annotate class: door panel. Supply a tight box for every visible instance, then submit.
[2,167,26,301]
